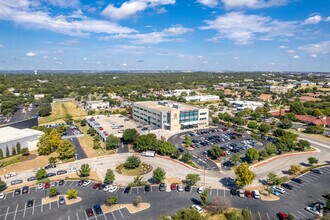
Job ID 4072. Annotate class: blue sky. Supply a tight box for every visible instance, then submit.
[0,0,330,71]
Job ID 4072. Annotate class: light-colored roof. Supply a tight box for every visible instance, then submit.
[134,101,201,112]
[0,127,43,143]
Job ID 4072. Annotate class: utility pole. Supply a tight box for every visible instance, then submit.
[204,167,206,186]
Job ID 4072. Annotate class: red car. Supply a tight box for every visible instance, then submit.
[86,208,94,217]
[44,182,50,189]
[245,190,252,198]
[171,183,176,190]
[220,152,226,157]
[93,183,101,189]
[277,212,288,220]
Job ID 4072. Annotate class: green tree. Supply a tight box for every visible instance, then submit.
[180,152,192,163]
[158,142,175,156]
[279,118,292,129]
[36,168,47,180]
[258,123,271,134]
[135,133,159,151]
[200,190,208,206]
[49,187,59,197]
[38,104,51,117]
[16,142,21,154]
[209,145,224,159]
[185,173,201,185]
[241,209,252,220]
[171,149,181,159]
[122,129,139,143]
[93,141,101,149]
[105,196,118,206]
[152,167,166,183]
[11,147,17,156]
[21,148,30,156]
[124,156,141,169]
[80,119,87,127]
[308,157,318,165]
[64,113,73,124]
[79,163,91,177]
[48,157,57,165]
[87,127,96,136]
[235,162,256,187]
[290,101,306,115]
[171,208,201,220]
[5,146,9,157]
[184,135,192,147]
[104,169,115,184]
[133,196,142,207]
[0,177,7,191]
[245,148,259,162]
[66,189,78,199]
[265,143,277,155]
[247,121,258,130]
[230,153,242,165]
[57,140,76,159]
[267,172,287,186]
[105,134,121,150]
[288,164,301,175]
[296,140,310,151]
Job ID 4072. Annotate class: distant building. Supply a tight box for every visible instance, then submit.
[296,115,330,128]
[259,94,273,102]
[133,101,209,131]
[34,94,45,100]
[53,98,75,102]
[269,84,294,94]
[184,95,219,102]
[230,101,264,111]
[85,101,110,110]
[0,127,43,155]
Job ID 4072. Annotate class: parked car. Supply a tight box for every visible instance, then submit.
[171,183,176,190]
[93,204,103,214]
[27,200,34,207]
[292,178,303,184]
[46,173,56,177]
[124,186,131,193]
[59,196,66,205]
[252,190,260,199]
[159,183,166,191]
[85,208,94,217]
[56,170,67,175]
[11,180,23,185]
[59,180,65,186]
[14,188,21,195]
[22,186,29,194]
[37,183,43,190]
[281,183,293,190]
[0,193,4,200]
[311,169,322,174]
[27,176,37,182]
[305,205,323,216]
[270,188,281,196]
[68,167,77,173]
[44,164,56,169]
[197,187,204,194]
[245,190,252,198]
[185,185,191,192]
[230,189,237,196]
[83,180,92,187]
[78,180,85,186]
[93,183,102,189]
[271,186,285,194]
[277,212,288,220]
[145,185,151,192]
[237,189,245,198]
[44,182,50,189]
[191,205,203,213]
[50,182,56,188]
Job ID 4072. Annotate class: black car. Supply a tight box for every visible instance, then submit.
[93,204,103,214]
[78,180,85,186]
[46,173,56,177]
[178,148,184,153]
[124,186,131,193]
[144,185,151,192]
[56,170,67,175]
[59,180,65,185]
[14,188,21,195]
[27,176,37,182]
[230,189,237,196]
[100,184,107,190]
[85,208,94,217]
[184,185,191,192]
[281,183,294,190]
[22,186,29,194]
[159,183,166,191]
[44,164,56,169]
[292,178,303,184]
[311,169,322,174]
[27,200,34,207]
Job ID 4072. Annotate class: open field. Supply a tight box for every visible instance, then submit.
[38,101,87,124]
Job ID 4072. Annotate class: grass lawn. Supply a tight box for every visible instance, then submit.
[116,163,152,176]
[75,123,114,158]
[289,129,330,143]
[39,101,87,124]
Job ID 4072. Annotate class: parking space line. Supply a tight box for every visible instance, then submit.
[258,212,261,220]
[12,192,15,198]
[302,209,315,217]
[266,212,270,220]
[68,216,70,220]
[23,204,26,218]
[41,203,43,213]
[35,187,37,192]
[4,206,10,220]
[57,200,60,208]
[76,213,79,220]
[84,211,88,219]
[32,202,35,215]
[103,212,107,220]
[224,190,226,197]
[151,186,153,193]
[13,204,19,220]
[118,209,124,218]
[137,187,139,194]
[69,181,74,187]
[63,181,67,187]
[209,189,212,196]
[291,213,299,220]
[49,202,52,210]
[111,212,117,220]
[216,189,219,196]
[4,193,7,200]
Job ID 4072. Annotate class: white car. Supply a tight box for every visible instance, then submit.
[238,189,245,198]
[103,185,112,192]
[68,167,77,173]
[37,183,43,190]
[108,185,118,193]
[177,184,184,192]
[305,206,323,217]
[191,205,203,213]
[272,186,286,194]
[252,190,260,199]
[197,187,204,194]
[82,180,92,187]
[0,193,5,199]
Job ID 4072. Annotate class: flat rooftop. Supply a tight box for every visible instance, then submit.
[134,101,201,112]
[0,127,43,143]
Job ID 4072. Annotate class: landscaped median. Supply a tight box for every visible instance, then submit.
[41,195,82,205]
[101,203,150,214]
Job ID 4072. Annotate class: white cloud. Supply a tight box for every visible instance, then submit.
[44,0,80,8]
[286,49,295,54]
[232,56,239,60]
[298,41,330,54]
[102,0,175,20]
[221,0,288,9]
[102,25,192,44]
[311,54,317,58]
[304,15,322,25]
[201,12,298,45]
[293,55,299,59]
[0,44,3,48]
[197,0,218,8]
[0,1,136,37]
[26,52,36,56]
[326,17,330,22]
[279,45,288,49]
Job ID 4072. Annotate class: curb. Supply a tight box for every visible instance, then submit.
[155,155,203,173]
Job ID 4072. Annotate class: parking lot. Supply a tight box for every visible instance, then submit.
[168,126,263,171]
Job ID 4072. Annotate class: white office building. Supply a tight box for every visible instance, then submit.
[184,95,220,102]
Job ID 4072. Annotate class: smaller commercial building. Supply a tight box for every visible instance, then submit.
[0,127,43,156]
[85,101,110,110]
[133,101,209,131]
[230,101,264,111]
[184,95,220,102]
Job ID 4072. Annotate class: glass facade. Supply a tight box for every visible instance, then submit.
[179,110,198,123]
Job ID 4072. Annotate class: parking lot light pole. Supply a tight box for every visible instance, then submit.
[204,168,206,186]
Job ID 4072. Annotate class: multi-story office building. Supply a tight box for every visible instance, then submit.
[132,101,209,131]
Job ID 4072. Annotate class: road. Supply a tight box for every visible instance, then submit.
[63,127,87,160]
